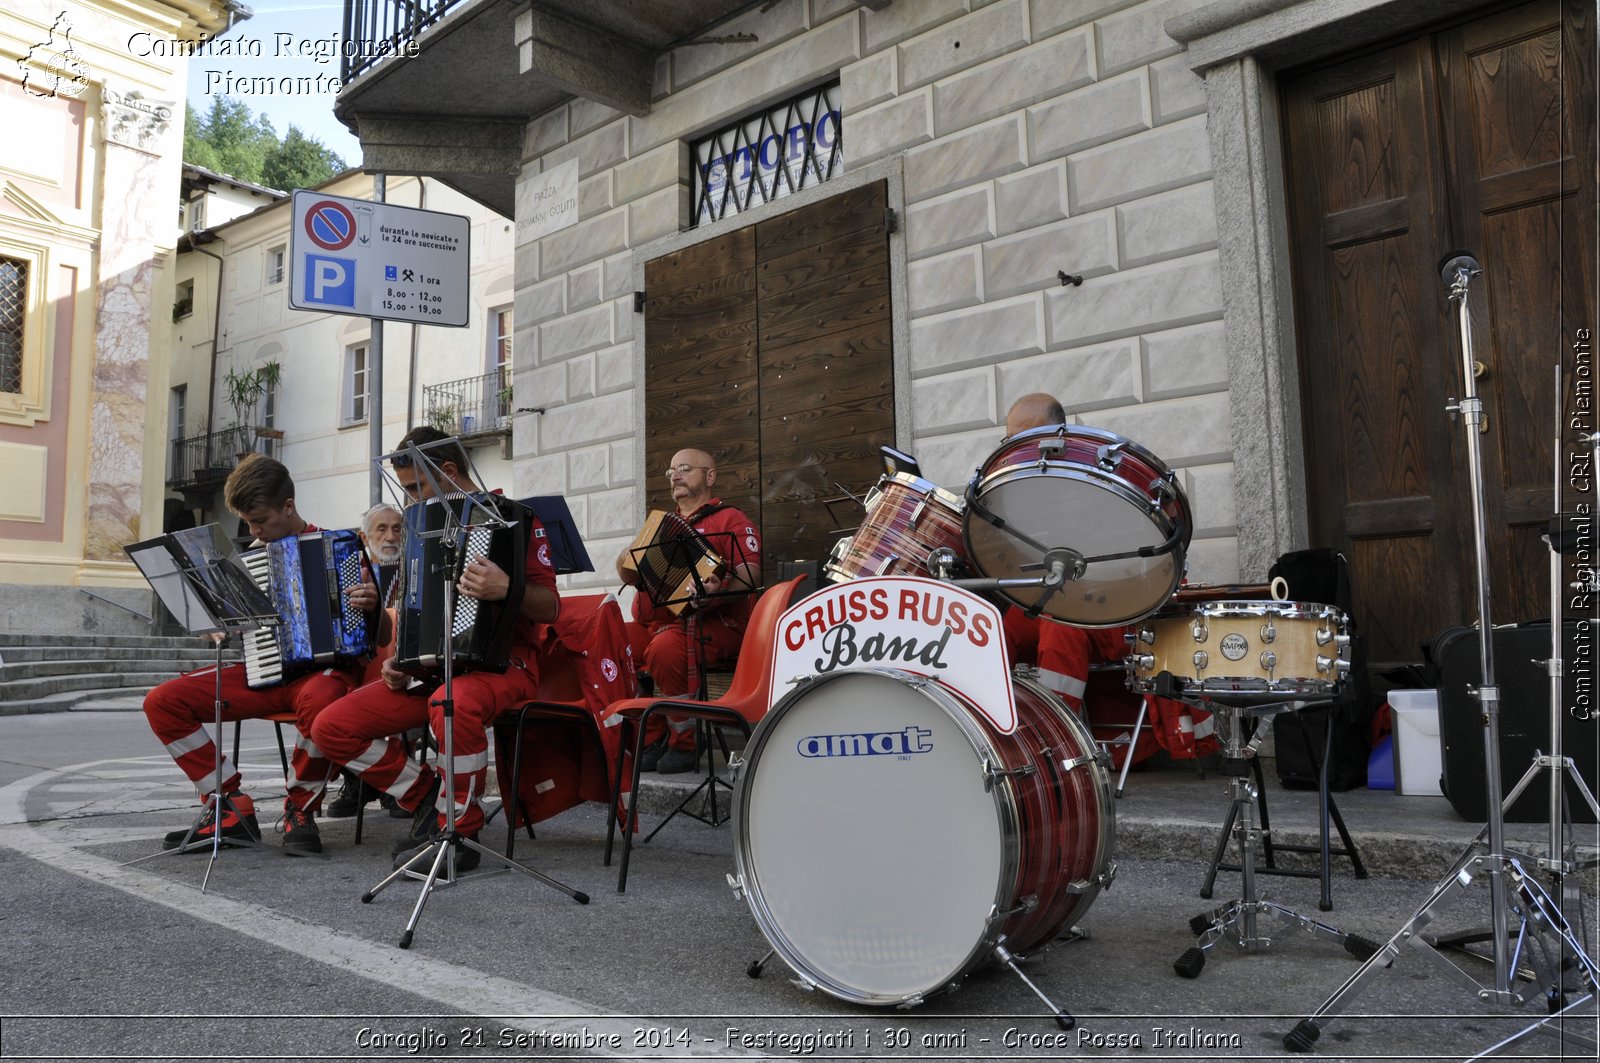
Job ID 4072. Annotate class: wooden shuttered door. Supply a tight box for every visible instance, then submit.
[644,181,895,582]
[1281,0,1594,665]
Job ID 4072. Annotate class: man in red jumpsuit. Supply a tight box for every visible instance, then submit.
[616,447,762,774]
[310,427,561,871]
[142,454,379,856]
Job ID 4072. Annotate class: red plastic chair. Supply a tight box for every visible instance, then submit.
[603,575,808,892]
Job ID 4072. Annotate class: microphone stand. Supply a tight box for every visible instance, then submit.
[359,441,588,949]
[1284,254,1598,1056]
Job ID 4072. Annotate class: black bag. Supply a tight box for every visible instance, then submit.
[1430,621,1597,823]
[1268,549,1374,791]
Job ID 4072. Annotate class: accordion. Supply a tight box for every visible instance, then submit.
[242,530,374,689]
[622,509,725,616]
[393,492,529,676]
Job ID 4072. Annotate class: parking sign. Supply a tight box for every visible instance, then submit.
[288,190,469,327]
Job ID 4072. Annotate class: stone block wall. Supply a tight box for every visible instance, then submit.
[512,0,1239,591]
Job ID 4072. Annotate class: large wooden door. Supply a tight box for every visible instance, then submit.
[1282,0,1593,665]
[644,181,895,581]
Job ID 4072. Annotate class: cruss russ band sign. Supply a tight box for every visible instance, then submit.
[769,576,1017,733]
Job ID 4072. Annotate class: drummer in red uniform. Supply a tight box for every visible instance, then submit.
[998,394,1130,708]
[617,447,762,774]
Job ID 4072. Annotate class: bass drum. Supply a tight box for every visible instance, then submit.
[732,668,1115,1006]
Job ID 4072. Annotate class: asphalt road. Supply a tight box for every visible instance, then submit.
[0,711,1595,1062]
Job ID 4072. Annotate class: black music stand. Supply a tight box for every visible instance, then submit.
[123,525,279,891]
[520,495,594,575]
[628,525,759,828]
[360,437,588,949]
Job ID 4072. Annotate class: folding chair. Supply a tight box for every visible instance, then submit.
[603,575,808,892]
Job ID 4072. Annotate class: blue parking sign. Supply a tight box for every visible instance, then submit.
[385,265,397,281]
[304,254,356,307]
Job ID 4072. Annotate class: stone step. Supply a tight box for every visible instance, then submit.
[0,632,216,651]
[0,644,231,664]
[0,658,222,683]
[0,670,178,707]
[1,685,159,716]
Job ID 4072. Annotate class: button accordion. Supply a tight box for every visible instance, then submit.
[621,509,726,616]
[393,492,529,676]
[242,530,375,688]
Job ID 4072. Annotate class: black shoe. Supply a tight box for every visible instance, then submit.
[378,791,403,817]
[162,793,260,851]
[637,735,669,772]
[281,804,322,856]
[392,773,442,855]
[656,747,698,774]
[324,771,373,819]
[391,829,480,873]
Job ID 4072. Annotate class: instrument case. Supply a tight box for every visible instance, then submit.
[1429,620,1597,823]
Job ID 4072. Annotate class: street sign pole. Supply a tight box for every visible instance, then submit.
[369,172,385,505]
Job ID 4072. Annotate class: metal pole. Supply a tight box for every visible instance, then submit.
[369,172,386,505]
[1441,251,1512,998]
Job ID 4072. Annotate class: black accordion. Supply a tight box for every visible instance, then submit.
[393,492,529,676]
[242,530,374,689]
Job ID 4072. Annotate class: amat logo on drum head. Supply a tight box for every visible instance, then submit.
[797,726,934,759]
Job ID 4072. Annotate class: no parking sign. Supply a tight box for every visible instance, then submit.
[288,190,469,327]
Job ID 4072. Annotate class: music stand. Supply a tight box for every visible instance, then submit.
[519,495,594,575]
[361,437,588,949]
[123,525,279,891]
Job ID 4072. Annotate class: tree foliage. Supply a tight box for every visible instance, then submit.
[183,98,345,191]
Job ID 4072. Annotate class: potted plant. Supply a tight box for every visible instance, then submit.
[222,359,283,454]
[426,402,458,435]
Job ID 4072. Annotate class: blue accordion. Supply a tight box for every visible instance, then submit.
[242,530,374,688]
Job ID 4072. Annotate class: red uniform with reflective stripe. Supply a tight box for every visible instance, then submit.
[311,509,558,835]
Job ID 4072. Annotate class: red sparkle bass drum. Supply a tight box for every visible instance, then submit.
[731,667,1115,1006]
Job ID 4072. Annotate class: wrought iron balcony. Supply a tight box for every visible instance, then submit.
[167,427,280,489]
[341,0,466,83]
[423,370,512,440]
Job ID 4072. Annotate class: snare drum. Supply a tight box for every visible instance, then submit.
[1125,599,1350,703]
[732,668,1115,1007]
[826,473,967,582]
[965,425,1192,627]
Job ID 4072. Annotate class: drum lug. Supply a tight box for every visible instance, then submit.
[1191,619,1208,642]
[725,872,746,900]
[1096,441,1127,471]
[1260,620,1276,643]
[1100,860,1119,890]
[895,993,927,1010]
[1129,652,1155,674]
[992,895,1039,922]
[1260,650,1277,677]
[1191,650,1208,672]
[789,975,818,994]
[873,552,901,576]
[1061,751,1098,773]
[908,495,928,526]
[1317,654,1352,678]
[981,758,1036,792]
[726,750,746,783]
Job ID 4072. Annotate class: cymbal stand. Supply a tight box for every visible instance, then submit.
[360,443,589,949]
[1174,698,1378,979]
[1284,254,1598,1055]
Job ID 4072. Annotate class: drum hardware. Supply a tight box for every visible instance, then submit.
[360,438,589,948]
[982,760,1037,791]
[927,546,960,580]
[825,472,968,584]
[1060,751,1098,773]
[993,937,1075,1030]
[1286,264,1600,1055]
[1174,698,1380,981]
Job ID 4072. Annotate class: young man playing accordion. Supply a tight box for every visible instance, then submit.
[141,455,381,856]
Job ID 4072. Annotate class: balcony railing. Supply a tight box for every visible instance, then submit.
[342,0,467,83]
[423,370,511,439]
[168,427,281,489]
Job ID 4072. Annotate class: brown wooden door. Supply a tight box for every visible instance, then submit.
[1282,0,1593,665]
[644,181,895,582]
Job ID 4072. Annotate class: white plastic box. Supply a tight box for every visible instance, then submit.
[1390,689,1443,797]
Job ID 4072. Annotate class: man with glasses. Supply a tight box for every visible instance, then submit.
[616,447,762,774]
[310,427,561,870]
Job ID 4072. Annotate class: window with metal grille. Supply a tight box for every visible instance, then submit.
[690,81,843,228]
[0,256,25,393]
